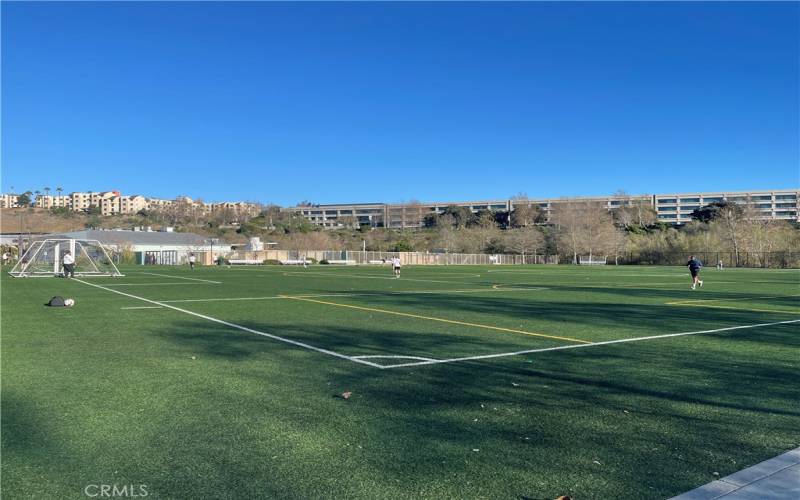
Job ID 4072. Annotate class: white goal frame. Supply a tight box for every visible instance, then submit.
[578,255,607,266]
[8,239,124,277]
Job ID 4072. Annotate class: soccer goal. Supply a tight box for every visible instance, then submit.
[578,255,607,266]
[8,239,124,277]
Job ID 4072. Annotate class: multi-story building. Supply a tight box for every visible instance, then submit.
[1,194,21,208]
[145,198,174,211]
[653,190,798,224]
[119,195,148,214]
[34,195,72,209]
[289,189,799,228]
[2,190,262,217]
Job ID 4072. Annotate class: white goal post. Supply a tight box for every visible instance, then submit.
[578,255,607,266]
[8,239,124,277]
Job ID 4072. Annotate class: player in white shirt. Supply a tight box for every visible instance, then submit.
[62,250,76,278]
[391,257,401,278]
[188,253,197,270]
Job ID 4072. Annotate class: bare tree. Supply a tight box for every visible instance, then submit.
[510,194,541,228]
[338,215,359,229]
[610,227,630,265]
[612,190,657,230]
[435,225,459,253]
[505,227,544,262]
[400,200,426,228]
[551,200,616,264]
[714,201,753,266]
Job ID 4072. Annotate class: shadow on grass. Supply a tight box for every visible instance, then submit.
[145,312,800,496]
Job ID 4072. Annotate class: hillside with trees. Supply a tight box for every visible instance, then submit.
[3,193,798,268]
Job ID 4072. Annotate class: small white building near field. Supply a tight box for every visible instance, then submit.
[42,229,232,265]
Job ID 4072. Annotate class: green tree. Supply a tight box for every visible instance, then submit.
[471,209,498,229]
[17,193,31,207]
[441,205,473,228]
[691,201,737,223]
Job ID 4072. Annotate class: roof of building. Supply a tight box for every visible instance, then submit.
[42,229,216,246]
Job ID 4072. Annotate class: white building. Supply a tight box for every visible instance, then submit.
[43,229,232,265]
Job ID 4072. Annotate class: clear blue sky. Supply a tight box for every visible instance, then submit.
[2,2,798,206]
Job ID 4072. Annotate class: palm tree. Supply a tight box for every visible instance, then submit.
[34,190,41,207]
[56,186,63,196]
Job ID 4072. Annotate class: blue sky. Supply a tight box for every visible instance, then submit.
[2,2,798,205]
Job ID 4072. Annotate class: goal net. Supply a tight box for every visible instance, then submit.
[578,255,607,265]
[8,239,124,277]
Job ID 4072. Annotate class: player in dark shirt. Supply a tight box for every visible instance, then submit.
[687,255,704,290]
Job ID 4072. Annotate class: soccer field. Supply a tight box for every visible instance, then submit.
[2,264,799,499]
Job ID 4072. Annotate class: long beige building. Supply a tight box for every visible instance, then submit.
[1,190,260,217]
[290,189,799,228]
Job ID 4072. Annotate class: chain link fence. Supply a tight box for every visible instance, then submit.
[618,251,800,269]
[227,249,559,265]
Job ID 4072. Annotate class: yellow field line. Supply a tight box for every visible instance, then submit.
[666,303,800,315]
[667,293,800,306]
[281,296,591,344]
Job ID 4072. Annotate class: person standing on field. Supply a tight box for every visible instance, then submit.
[391,256,401,278]
[188,253,196,270]
[687,255,703,290]
[62,250,75,278]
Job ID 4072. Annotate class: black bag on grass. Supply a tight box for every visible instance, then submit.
[47,296,66,307]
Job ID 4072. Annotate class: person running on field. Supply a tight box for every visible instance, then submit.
[62,250,76,278]
[391,257,401,278]
[687,255,703,290]
[189,253,196,270]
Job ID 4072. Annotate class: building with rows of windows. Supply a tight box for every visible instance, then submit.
[289,189,799,229]
[1,190,261,217]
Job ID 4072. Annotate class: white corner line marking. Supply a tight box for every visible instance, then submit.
[352,355,439,362]
[74,279,383,369]
[379,319,800,369]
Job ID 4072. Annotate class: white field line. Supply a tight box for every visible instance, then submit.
[102,282,213,286]
[352,355,439,362]
[485,270,690,278]
[74,279,383,369]
[121,306,165,310]
[281,271,479,285]
[668,293,800,306]
[378,319,800,369]
[139,272,222,284]
[156,287,548,304]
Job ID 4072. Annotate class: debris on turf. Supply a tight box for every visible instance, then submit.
[340,391,353,400]
[190,356,196,360]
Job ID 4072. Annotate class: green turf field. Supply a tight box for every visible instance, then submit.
[2,264,799,499]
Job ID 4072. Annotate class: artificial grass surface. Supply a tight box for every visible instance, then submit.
[2,264,798,499]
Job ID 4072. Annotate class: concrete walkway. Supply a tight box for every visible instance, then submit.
[671,447,800,499]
